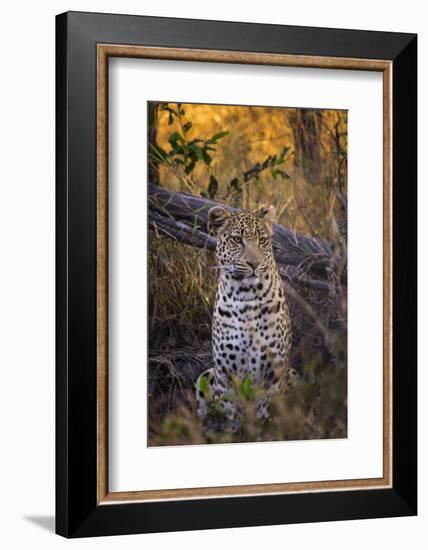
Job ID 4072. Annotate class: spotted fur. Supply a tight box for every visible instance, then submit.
[196,205,296,424]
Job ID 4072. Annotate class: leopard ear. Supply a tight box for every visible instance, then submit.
[207,206,231,236]
[256,205,276,232]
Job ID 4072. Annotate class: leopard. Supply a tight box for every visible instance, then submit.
[195,204,297,426]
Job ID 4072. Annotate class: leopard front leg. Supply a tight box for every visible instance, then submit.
[195,368,240,430]
[257,365,300,421]
[195,368,218,418]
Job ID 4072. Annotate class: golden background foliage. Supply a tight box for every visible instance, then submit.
[154,103,347,238]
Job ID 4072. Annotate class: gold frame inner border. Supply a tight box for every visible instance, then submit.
[96,44,393,505]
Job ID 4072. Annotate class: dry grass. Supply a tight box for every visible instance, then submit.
[149,235,216,348]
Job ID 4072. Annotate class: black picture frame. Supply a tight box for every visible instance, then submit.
[56,11,417,538]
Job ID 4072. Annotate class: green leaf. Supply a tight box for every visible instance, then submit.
[183,121,192,134]
[280,146,291,158]
[202,150,212,165]
[168,131,184,148]
[240,376,255,400]
[188,144,204,160]
[198,375,210,399]
[208,175,218,199]
[187,139,204,145]
[211,131,229,141]
[170,146,185,156]
[276,169,291,179]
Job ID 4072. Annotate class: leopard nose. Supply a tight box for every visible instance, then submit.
[246,260,259,271]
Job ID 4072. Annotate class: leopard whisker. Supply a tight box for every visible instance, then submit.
[211,265,234,272]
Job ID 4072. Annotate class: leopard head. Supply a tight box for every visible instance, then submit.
[207,205,276,280]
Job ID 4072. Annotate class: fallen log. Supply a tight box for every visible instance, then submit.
[148,183,336,292]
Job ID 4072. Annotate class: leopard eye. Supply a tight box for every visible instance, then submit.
[259,236,269,245]
[232,236,242,244]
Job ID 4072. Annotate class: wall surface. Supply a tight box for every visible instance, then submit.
[0,1,424,548]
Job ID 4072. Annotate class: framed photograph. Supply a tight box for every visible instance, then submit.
[56,11,417,537]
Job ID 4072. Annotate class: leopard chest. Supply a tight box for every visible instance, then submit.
[212,273,291,385]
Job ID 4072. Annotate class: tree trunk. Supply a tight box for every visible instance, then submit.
[289,109,323,185]
[148,102,160,186]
